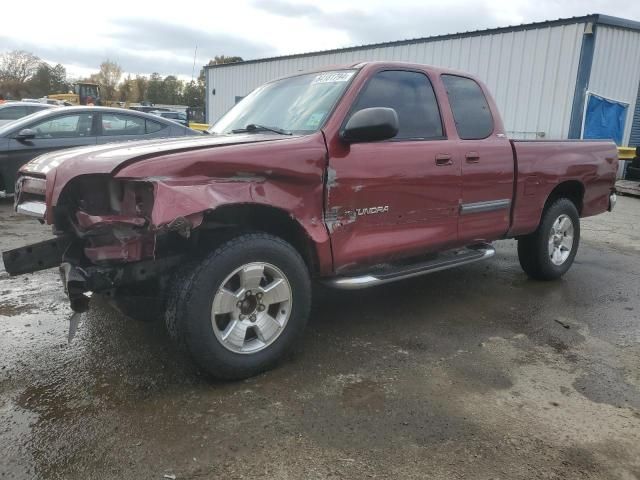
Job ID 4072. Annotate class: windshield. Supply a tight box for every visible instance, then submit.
[210,69,357,135]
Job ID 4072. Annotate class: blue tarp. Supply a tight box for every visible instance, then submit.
[583,94,628,145]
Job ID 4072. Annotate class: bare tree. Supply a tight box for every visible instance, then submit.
[92,60,123,100]
[0,50,41,83]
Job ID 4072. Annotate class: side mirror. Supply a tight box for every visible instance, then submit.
[15,128,36,141]
[340,107,399,143]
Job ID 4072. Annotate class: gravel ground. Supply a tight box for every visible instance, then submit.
[0,196,639,480]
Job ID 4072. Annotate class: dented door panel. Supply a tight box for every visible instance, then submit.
[325,140,461,271]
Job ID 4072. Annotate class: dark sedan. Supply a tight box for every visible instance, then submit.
[0,106,200,195]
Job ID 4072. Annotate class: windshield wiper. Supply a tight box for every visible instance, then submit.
[231,124,292,135]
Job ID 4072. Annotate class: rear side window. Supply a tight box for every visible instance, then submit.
[442,75,494,140]
[146,120,166,133]
[101,113,145,136]
[350,70,444,140]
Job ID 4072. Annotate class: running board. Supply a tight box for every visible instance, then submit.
[325,244,496,290]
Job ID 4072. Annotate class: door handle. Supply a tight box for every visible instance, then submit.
[435,153,453,166]
[465,152,480,163]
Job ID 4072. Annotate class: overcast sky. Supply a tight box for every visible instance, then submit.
[2,0,640,80]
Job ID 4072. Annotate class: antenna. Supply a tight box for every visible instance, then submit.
[191,45,198,82]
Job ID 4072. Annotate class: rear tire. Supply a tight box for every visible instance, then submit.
[165,233,311,380]
[517,198,580,280]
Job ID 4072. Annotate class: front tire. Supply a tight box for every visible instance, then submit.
[165,233,311,380]
[517,198,580,280]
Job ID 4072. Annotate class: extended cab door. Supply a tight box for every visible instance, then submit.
[324,69,461,271]
[441,75,514,243]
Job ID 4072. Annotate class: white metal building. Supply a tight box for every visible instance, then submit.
[205,14,640,145]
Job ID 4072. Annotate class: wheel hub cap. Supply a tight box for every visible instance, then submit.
[211,262,292,354]
[548,214,574,266]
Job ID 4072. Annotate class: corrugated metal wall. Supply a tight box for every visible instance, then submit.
[631,81,640,146]
[207,23,586,139]
[589,25,640,145]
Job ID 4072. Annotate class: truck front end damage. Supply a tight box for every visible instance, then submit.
[3,174,190,312]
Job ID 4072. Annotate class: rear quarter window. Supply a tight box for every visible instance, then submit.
[441,75,494,140]
[146,120,166,133]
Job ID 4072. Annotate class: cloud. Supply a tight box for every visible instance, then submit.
[252,0,322,17]
[252,0,504,45]
[110,18,273,58]
[0,19,274,78]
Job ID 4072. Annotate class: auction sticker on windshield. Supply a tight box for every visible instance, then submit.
[311,71,355,84]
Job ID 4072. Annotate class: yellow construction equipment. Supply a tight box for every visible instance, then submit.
[48,82,102,106]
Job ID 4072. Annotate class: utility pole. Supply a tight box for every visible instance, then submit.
[191,45,198,82]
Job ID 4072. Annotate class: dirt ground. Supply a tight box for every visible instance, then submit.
[1,196,639,480]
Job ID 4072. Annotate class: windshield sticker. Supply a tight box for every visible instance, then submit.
[311,71,354,84]
[306,112,326,128]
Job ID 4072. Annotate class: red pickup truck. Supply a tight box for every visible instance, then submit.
[3,62,618,379]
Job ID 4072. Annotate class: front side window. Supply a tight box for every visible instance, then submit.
[442,75,494,140]
[101,113,145,136]
[211,70,356,135]
[349,70,444,140]
[0,106,28,120]
[30,113,94,138]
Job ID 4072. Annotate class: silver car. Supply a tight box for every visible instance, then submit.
[0,106,200,195]
[0,102,58,127]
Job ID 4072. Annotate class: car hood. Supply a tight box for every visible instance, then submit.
[21,133,296,177]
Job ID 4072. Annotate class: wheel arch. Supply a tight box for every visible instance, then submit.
[544,180,585,215]
[198,203,321,276]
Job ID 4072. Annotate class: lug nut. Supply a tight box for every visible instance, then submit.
[245,290,252,297]
[258,304,265,312]
[250,314,257,322]
[239,314,245,320]
[236,301,242,308]
[257,292,263,299]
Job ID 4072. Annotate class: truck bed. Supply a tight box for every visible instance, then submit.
[509,139,618,236]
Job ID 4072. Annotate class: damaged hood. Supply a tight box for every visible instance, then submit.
[22,133,295,177]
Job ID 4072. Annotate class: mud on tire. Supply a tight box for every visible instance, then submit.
[165,233,311,380]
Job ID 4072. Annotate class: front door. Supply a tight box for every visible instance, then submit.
[5,112,97,191]
[325,69,461,271]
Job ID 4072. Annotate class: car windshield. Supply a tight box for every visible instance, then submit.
[210,69,357,135]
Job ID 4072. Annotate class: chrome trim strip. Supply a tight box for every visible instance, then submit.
[460,199,511,215]
[325,245,495,290]
[16,201,46,219]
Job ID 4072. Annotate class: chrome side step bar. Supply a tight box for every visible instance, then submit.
[325,244,496,290]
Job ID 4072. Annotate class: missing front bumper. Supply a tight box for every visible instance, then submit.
[58,255,184,312]
[2,236,73,276]
[3,237,183,312]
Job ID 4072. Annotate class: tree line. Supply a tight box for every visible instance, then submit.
[0,51,243,108]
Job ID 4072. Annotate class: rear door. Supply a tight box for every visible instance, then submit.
[4,112,97,190]
[441,74,513,243]
[326,69,461,270]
